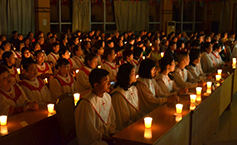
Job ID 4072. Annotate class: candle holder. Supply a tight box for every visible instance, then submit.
[0,115,7,126]
[190,95,196,103]
[217,69,222,75]
[47,104,54,113]
[175,104,183,114]
[144,117,153,128]
[216,75,221,81]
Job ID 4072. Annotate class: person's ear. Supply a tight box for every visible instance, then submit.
[93,83,99,89]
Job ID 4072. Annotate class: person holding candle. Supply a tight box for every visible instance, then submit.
[111,63,140,131]
[93,40,105,65]
[210,43,224,67]
[186,49,206,81]
[76,53,98,93]
[0,65,39,116]
[2,51,20,85]
[173,52,198,89]
[136,59,177,115]
[75,69,117,145]
[20,58,52,104]
[59,48,79,72]
[155,56,188,96]
[201,42,216,73]
[49,58,78,101]
[101,48,118,82]
[72,45,84,69]
[47,42,60,68]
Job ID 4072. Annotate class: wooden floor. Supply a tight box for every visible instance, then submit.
[204,93,237,145]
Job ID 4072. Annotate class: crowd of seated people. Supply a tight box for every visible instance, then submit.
[0,29,235,145]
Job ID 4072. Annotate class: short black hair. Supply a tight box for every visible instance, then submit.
[34,50,43,57]
[102,48,114,60]
[59,48,69,58]
[0,65,9,76]
[177,51,189,63]
[85,53,97,67]
[213,43,221,50]
[52,42,59,48]
[2,51,13,66]
[72,45,82,55]
[133,47,143,60]
[177,40,184,48]
[189,49,201,64]
[56,58,70,69]
[159,55,174,73]
[123,49,133,61]
[89,68,109,88]
[203,42,212,52]
[21,58,36,71]
[138,59,156,79]
[114,63,135,91]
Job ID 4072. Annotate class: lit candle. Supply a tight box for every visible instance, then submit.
[161,52,164,58]
[190,95,196,103]
[98,65,101,69]
[44,78,48,84]
[69,52,71,56]
[47,104,54,113]
[206,88,212,94]
[216,75,221,81]
[0,126,8,135]
[0,115,7,126]
[189,103,196,110]
[217,69,222,75]
[150,43,152,46]
[233,58,236,69]
[136,75,139,79]
[144,117,153,128]
[207,82,212,89]
[175,104,183,114]
[124,41,127,44]
[175,114,182,122]
[76,69,80,73]
[144,128,152,139]
[74,93,80,106]
[17,68,21,74]
[196,87,202,95]
[142,56,145,60]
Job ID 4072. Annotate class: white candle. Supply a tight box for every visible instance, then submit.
[44,78,48,84]
[150,43,152,46]
[216,75,221,81]
[0,115,7,126]
[144,117,153,128]
[207,82,212,89]
[76,69,80,73]
[47,104,54,113]
[136,75,139,79]
[17,68,21,74]
[161,52,164,58]
[190,95,196,103]
[98,65,101,69]
[144,128,152,139]
[142,56,145,60]
[176,104,183,114]
[217,69,222,75]
[196,87,202,95]
[233,58,236,69]
[74,93,80,106]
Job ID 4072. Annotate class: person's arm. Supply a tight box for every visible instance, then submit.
[173,72,197,89]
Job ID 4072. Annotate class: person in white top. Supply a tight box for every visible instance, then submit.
[173,51,199,89]
[186,49,206,81]
[101,48,118,82]
[0,65,39,116]
[47,42,60,68]
[49,58,78,101]
[136,59,177,115]
[72,45,84,69]
[155,56,188,97]
[93,40,105,65]
[75,68,117,145]
[59,48,79,72]
[76,53,98,93]
[20,58,52,105]
[210,43,224,67]
[201,42,216,73]
[2,51,20,84]
[111,63,140,131]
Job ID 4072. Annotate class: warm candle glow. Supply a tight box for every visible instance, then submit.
[233,58,236,69]
[217,69,222,75]
[98,65,101,69]
[176,104,183,114]
[207,82,212,89]
[150,43,152,46]
[175,114,182,122]
[0,115,7,126]
[74,93,80,106]
[216,75,221,81]
[206,88,212,94]
[196,94,202,102]
[190,103,196,110]
[144,117,153,128]
[136,75,139,79]
[196,87,202,95]
[144,128,152,139]
[47,104,54,113]
[190,95,196,103]
[76,69,79,73]
[0,126,8,135]
[44,78,48,84]
[161,52,164,58]
[142,56,145,60]
[17,68,21,74]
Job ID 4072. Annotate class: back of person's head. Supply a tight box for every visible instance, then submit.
[123,49,133,61]
[115,63,135,91]
[213,43,221,50]
[94,40,104,49]
[102,48,114,60]
[56,58,70,69]
[159,55,174,73]
[21,58,36,71]
[138,58,155,79]
[190,40,200,48]
[133,47,143,60]
[177,51,189,63]
[0,65,9,75]
[189,49,201,64]
[89,68,109,88]
[85,53,97,67]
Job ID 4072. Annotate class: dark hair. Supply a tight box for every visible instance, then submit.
[133,47,143,60]
[189,49,201,64]
[32,42,40,51]
[56,58,70,69]
[177,40,184,48]
[106,40,113,47]
[47,32,52,37]
[34,50,43,57]
[177,51,189,63]
[159,56,174,73]
[1,41,10,50]
[0,65,9,76]
[2,51,13,66]
[190,40,200,48]
[61,34,67,41]
[123,49,133,61]
[89,68,109,88]
[72,45,82,55]
[94,40,104,49]
[102,48,114,60]
[138,59,156,79]
[52,42,59,48]
[213,43,221,50]
[85,53,97,67]
[168,41,176,49]
[59,48,69,58]
[16,41,24,51]
[21,58,36,71]
[114,63,135,91]
[203,42,212,52]
[12,30,17,35]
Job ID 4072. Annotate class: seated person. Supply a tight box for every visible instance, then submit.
[186,49,206,81]
[59,48,78,72]
[101,48,118,82]
[136,59,177,115]
[47,42,60,68]
[72,45,84,69]
[211,43,224,67]
[111,63,140,131]
[164,41,177,61]
[76,53,98,93]
[49,58,78,101]
[75,69,116,145]
[2,51,20,84]
[0,65,38,116]
[93,40,105,65]
[173,52,198,89]
[155,56,188,96]
[201,42,216,73]
[20,58,52,105]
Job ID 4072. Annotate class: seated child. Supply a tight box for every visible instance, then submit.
[72,45,84,69]
[211,43,224,67]
[47,42,60,67]
[59,48,78,72]
[201,42,216,73]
